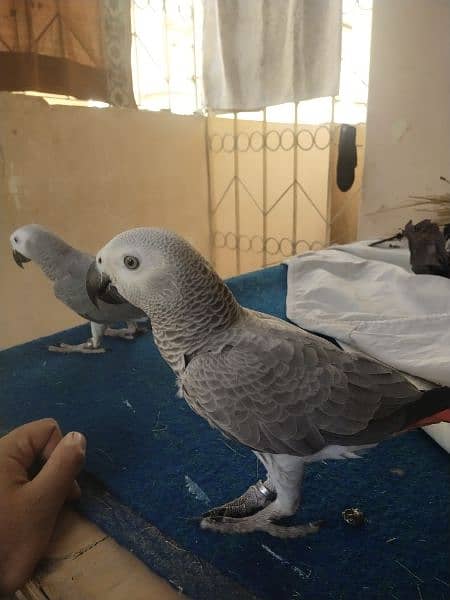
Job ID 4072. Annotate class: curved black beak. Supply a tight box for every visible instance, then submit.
[12,249,31,269]
[86,261,126,307]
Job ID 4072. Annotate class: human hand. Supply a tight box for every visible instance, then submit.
[0,419,86,594]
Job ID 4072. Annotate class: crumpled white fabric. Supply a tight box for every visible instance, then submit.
[285,242,450,451]
[286,243,450,387]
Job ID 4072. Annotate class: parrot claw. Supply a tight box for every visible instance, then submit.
[105,331,134,340]
[202,480,276,520]
[48,341,106,354]
[104,326,137,340]
[200,515,323,538]
[104,320,151,340]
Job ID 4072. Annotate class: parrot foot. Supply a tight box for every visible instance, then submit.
[104,323,139,340]
[202,480,276,520]
[48,341,106,354]
[200,509,323,539]
[201,486,324,538]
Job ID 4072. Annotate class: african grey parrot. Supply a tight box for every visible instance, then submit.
[86,228,450,537]
[10,224,148,354]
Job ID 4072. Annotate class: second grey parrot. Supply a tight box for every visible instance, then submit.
[10,224,148,353]
[86,228,450,537]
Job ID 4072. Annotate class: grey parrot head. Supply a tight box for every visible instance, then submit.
[86,227,191,312]
[9,224,50,268]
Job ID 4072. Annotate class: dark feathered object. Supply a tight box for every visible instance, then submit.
[403,219,450,278]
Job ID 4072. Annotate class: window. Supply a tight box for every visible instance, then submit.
[18,0,372,124]
[131,0,203,114]
[131,0,373,124]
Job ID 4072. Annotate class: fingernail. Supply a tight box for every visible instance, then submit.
[65,431,87,453]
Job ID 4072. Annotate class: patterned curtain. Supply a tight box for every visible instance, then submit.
[0,0,135,107]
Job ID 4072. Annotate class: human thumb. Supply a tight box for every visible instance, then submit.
[27,432,86,511]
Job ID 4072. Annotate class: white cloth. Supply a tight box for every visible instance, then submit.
[285,242,450,451]
[334,240,412,270]
[202,0,342,111]
[286,243,450,386]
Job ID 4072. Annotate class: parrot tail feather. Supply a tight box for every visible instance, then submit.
[404,386,450,430]
[408,408,450,429]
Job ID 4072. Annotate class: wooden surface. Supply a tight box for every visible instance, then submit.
[14,509,183,600]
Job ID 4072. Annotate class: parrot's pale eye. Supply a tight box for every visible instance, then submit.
[13,236,18,243]
[98,257,102,264]
[124,255,140,270]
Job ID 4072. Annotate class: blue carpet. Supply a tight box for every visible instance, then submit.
[1,265,449,600]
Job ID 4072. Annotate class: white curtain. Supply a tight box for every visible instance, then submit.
[202,0,342,111]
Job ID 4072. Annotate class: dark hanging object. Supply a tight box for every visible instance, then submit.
[404,220,450,277]
[336,124,357,192]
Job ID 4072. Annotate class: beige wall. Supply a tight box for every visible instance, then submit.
[359,0,450,239]
[1,93,209,348]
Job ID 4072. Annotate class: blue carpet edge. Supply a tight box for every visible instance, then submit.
[76,472,259,600]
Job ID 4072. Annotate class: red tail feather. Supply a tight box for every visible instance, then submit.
[408,409,450,429]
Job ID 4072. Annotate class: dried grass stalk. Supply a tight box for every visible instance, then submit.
[403,193,450,226]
